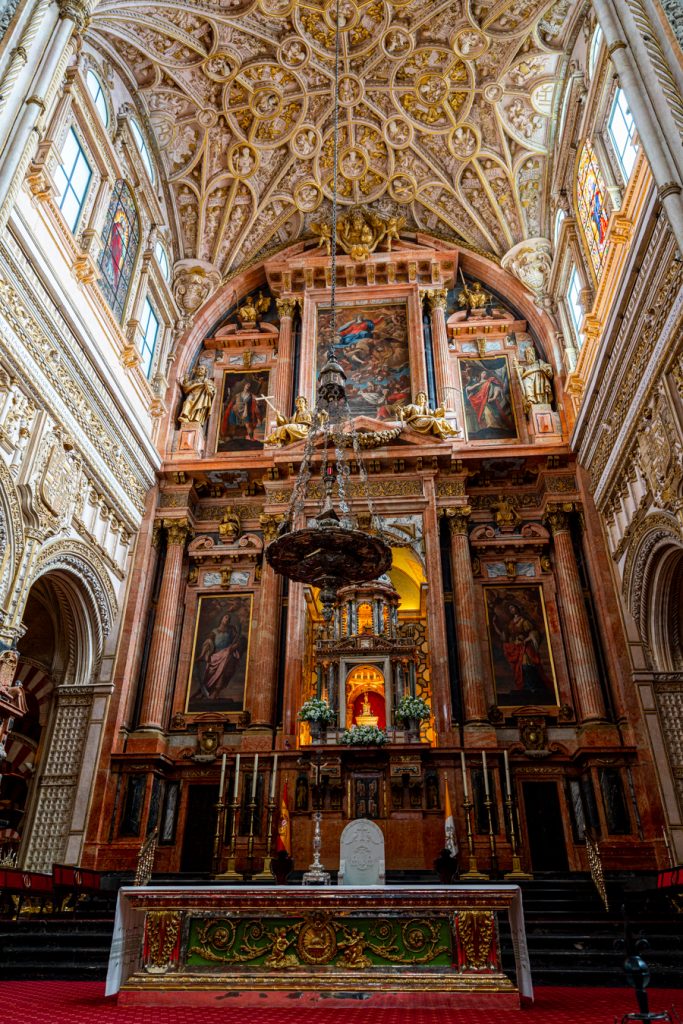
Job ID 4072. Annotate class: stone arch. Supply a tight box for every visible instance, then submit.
[622,512,683,669]
[0,457,24,607]
[14,544,117,871]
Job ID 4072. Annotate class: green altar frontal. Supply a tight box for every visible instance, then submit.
[107,885,532,1007]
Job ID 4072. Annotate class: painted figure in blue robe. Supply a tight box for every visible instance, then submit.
[337,315,386,347]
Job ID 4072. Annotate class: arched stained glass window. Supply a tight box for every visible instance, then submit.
[576,141,609,278]
[98,180,140,321]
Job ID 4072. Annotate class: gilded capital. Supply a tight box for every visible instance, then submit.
[260,513,284,545]
[151,518,163,548]
[276,297,299,319]
[543,503,576,535]
[442,505,472,535]
[163,517,191,546]
[425,288,448,313]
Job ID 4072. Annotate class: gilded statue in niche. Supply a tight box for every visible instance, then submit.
[457,277,493,318]
[178,364,216,427]
[236,291,271,327]
[515,346,553,412]
[397,393,459,439]
[265,395,313,445]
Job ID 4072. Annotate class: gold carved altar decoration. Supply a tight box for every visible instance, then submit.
[85,0,577,275]
[311,208,405,262]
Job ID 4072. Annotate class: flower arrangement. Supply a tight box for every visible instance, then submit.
[298,698,336,725]
[395,694,431,723]
[341,724,388,746]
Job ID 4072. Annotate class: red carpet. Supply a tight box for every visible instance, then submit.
[2,983,680,1022]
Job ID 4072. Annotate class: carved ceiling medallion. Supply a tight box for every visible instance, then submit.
[88,0,577,275]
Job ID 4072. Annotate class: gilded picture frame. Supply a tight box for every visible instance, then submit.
[185,593,253,714]
[216,369,269,452]
[483,584,559,708]
[458,355,518,441]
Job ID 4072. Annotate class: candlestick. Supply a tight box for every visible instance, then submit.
[503,749,511,798]
[233,753,240,798]
[503,791,533,880]
[460,750,469,800]
[270,753,278,801]
[482,751,490,797]
[251,754,259,799]
[460,793,489,881]
[219,753,227,801]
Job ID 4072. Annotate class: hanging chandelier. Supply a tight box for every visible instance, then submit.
[265,1,392,620]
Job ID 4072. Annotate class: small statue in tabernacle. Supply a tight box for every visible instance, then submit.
[397,392,459,440]
[236,290,271,326]
[178,364,216,427]
[265,395,313,446]
[458,275,493,319]
[515,345,554,412]
[218,506,241,543]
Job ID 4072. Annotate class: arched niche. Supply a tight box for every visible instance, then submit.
[623,512,683,670]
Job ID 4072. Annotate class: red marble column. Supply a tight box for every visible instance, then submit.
[248,515,283,729]
[274,297,299,416]
[545,505,606,723]
[426,289,455,409]
[138,518,190,730]
[445,506,489,724]
[422,480,452,740]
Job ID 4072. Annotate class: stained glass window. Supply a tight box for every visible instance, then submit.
[576,141,609,278]
[98,180,140,321]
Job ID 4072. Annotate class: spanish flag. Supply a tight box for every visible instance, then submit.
[444,776,458,858]
[276,781,291,856]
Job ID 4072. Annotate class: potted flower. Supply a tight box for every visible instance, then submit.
[298,698,336,741]
[395,694,431,736]
[341,724,388,746]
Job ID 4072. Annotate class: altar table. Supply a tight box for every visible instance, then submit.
[106,884,532,1008]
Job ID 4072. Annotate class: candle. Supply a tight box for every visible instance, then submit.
[460,750,469,800]
[251,753,259,799]
[270,753,278,801]
[219,753,227,801]
[233,753,240,799]
[482,751,490,797]
[503,749,511,798]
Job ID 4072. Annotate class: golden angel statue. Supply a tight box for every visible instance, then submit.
[178,364,216,427]
[264,395,313,446]
[397,392,459,440]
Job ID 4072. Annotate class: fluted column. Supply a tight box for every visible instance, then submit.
[248,515,283,729]
[426,288,455,409]
[422,481,452,739]
[544,505,606,723]
[138,518,190,730]
[444,506,489,724]
[274,297,299,415]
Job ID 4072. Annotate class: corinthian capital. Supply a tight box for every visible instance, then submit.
[163,517,191,546]
[543,502,577,535]
[442,505,472,535]
[57,0,92,31]
[425,288,448,313]
[276,297,299,319]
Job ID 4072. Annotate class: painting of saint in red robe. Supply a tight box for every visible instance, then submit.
[186,594,252,713]
[217,371,268,452]
[460,356,517,441]
[484,586,558,707]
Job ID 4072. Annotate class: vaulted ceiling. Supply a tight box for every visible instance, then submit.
[87,0,580,276]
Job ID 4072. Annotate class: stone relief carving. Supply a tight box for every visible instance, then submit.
[501,238,552,308]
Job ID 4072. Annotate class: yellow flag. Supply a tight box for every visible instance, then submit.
[444,777,457,857]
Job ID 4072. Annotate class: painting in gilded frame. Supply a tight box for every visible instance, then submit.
[483,585,559,707]
[186,593,252,714]
[458,356,517,441]
[316,302,411,419]
[217,370,269,452]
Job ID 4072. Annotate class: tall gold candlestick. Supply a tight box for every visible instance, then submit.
[460,761,488,882]
[216,756,241,881]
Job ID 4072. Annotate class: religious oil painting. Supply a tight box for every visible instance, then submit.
[316,302,411,420]
[217,370,269,452]
[484,585,559,708]
[186,594,252,714]
[459,356,517,441]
